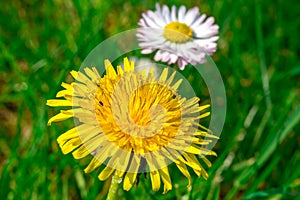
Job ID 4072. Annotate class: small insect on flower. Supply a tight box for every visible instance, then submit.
[47,57,218,193]
[137,3,219,70]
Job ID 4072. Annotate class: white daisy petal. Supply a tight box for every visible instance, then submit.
[171,6,177,21]
[194,28,218,38]
[169,53,178,64]
[147,11,166,27]
[141,48,154,54]
[178,58,188,70]
[183,7,199,25]
[204,17,215,26]
[178,5,187,22]
[142,13,160,28]
[155,3,162,13]
[191,14,207,28]
[167,41,178,54]
[154,50,164,61]
[138,19,146,27]
[162,5,171,23]
[161,51,171,62]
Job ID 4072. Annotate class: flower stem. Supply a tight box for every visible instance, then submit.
[106,173,120,200]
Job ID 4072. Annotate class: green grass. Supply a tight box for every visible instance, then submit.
[1,0,300,199]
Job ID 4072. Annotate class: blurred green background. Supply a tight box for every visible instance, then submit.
[1,0,300,199]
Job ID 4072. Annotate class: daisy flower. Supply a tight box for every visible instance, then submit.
[137,3,219,70]
[47,58,218,193]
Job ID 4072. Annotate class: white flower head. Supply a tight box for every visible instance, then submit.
[137,3,219,70]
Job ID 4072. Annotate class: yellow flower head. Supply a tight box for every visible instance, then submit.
[47,57,218,193]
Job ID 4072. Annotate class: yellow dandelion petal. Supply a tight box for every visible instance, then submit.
[198,111,211,119]
[182,153,210,179]
[147,67,155,82]
[123,173,137,191]
[94,142,120,164]
[104,59,117,78]
[140,68,147,80]
[176,161,192,187]
[195,130,219,139]
[60,137,82,154]
[165,70,175,85]
[72,82,88,93]
[177,154,201,171]
[56,89,72,98]
[159,148,180,165]
[58,125,102,154]
[98,166,115,181]
[123,57,134,72]
[79,138,103,156]
[186,144,217,156]
[201,156,212,168]
[171,79,183,90]
[57,127,79,145]
[130,60,134,69]
[47,111,73,125]
[123,156,140,191]
[72,145,90,159]
[116,65,124,76]
[72,97,93,108]
[84,157,103,173]
[193,138,212,145]
[92,67,101,79]
[158,68,168,82]
[159,167,172,194]
[150,170,161,191]
[46,99,72,107]
[75,109,98,125]
[185,145,203,155]
[183,97,200,108]
[201,170,209,180]
[114,150,132,176]
[60,109,73,115]
[200,104,210,111]
[70,70,78,79]
[61,82,73,90]
[84,67,99,83]
[76,71,95,86]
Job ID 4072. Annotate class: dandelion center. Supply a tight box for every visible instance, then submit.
[94,69,182,155]
[163,21,193,43]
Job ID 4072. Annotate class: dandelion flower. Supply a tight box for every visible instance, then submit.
[47,57,218,193]
[137,3,219,70]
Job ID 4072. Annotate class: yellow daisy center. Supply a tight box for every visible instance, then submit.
[163,21,193,43]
